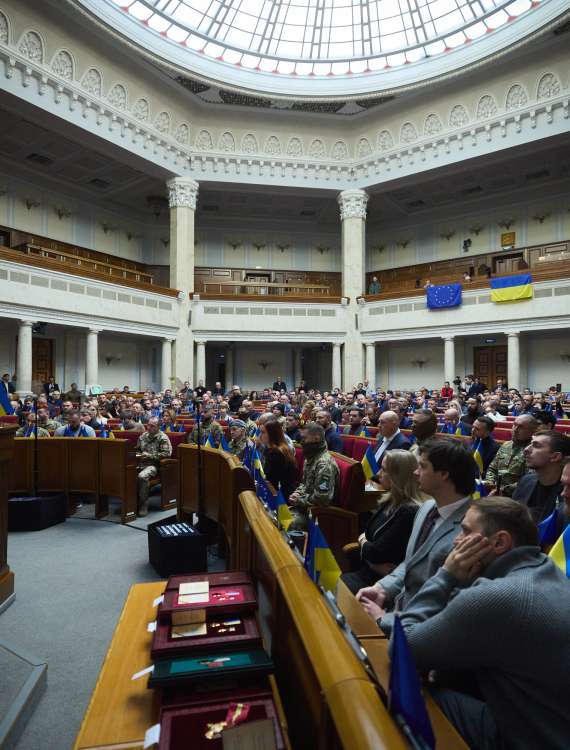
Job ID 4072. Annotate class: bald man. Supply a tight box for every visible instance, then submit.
[374,410,411,465]
[440,407,471,436]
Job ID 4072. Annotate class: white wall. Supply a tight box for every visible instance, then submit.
[234,344,295,392]
[386,339,444,390]
[526,332,570,391]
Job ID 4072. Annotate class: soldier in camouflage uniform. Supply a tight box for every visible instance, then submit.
[288,422,339,531]
[38,407,60,432]
[16,412,50,437]
[188,403,223,447]
[227,419,254,461]
[136,416,172,516]
[484,414,538,496]
[237,407,258,439]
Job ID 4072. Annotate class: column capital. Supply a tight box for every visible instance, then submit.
[163,337,174,344]
[332,342,342,349]
[506,331,520,338]
[195,339,207,346]
[19,319,35,328]
[366,342,375,349]
[337,188,368,221]
[167,177,199,210]
[88,328,101,335]
[442,335,455,342]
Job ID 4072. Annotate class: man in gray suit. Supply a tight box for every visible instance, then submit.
[357,438,477,635]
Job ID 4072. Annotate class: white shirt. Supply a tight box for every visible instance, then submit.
[486,410,506,422]
[374,428,401,463]
[432,496,471,532]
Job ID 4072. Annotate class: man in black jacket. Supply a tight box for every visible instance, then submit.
[470,416,500,474]
[374,410,411,465]
[272,376,287,392]
[43,375,59,395]
[315,410,343,453]
[228,385,244,413]
[1,373,15,396]
[285,412,302,443]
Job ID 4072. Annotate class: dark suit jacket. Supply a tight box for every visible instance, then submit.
[361,503,419,565]
[43,382,60,394]
[325,427,343,453]
[472,435,500,473]
[513,473,562,522]
[1,380,15,395]
[374,431,411,457]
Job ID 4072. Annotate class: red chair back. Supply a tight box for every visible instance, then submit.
[340,435,356,459]
[331,453,365,510]
[493,428,513,442]
[0,415,18,424]
[166,431,188,457]
[555,422,570,434]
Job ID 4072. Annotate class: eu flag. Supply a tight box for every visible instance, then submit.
[426,283,462,310]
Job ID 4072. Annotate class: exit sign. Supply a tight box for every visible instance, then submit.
[484,338,496,344]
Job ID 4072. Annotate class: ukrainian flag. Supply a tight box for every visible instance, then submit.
[304,519,341,592]
[472,478,488,500]
[206,432,218,448]
[99,428,115,439]
[538,505,559,547]
[220,434,230,452]
[361,444,379,480]
[253,448,265,479]
[490,274,532,303]
[0,386,14,416]
[549,525,570,579]
[472,439,484,475]
[275,489,293,531]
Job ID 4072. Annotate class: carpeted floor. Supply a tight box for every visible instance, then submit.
[0,500,218,750]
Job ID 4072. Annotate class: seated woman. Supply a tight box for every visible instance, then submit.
[260,419,297,501]
[340,450,423,595]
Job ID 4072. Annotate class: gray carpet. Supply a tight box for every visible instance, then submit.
[0,500,219,750]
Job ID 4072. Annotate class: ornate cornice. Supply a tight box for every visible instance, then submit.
[167,177,199,210]
[338,189,368,220]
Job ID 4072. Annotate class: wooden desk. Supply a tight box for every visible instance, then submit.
[0,426,16,609]
[73,581,163,750]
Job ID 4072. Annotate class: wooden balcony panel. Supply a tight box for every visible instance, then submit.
[199,292,343,303]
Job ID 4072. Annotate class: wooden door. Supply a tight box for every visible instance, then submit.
[492,252,523,275]
[32,338,54,386]
[474,346,508,389]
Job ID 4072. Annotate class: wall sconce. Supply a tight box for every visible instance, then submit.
[253,242,266,252]
[126,231,141,241]
[160,237,170,247]
[411,357,429,368]
[101,223,118,234]
[25,198,41,210]
[372,244,385,253]
[533,212,551,224]
[396,239,411,249]
[104,353,122,366]
[276,243,290,253]
[316,245,330,254]
[257,360,272,370]
[228,241,241,250]
[440,230,455,241]
[54,206,72,220]
[469,225,484,236]
[498,219,515,230]
[560,352,570,363]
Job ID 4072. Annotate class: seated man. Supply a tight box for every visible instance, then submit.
[188,403,223,446]
[409,408,438,456]
[37,407,60,432]
[343,408,368,436]
[136,416,172,516]
[54,411,96,437]
[470,416,500,474]
[373,410,411,466]
[513,431,570,522]
[358,438,476,635]
[227,419,253,461]
[398,498,570,750]
[16,412,50,437]
[285,412,302,443]
[315,410,343,453]
[484,414,538,496]
[288,423,339,531]
[439,407,470,436]
[119,410,145,433]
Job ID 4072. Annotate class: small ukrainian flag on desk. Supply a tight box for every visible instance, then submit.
[0,386,14,416]
[490,274,533,303]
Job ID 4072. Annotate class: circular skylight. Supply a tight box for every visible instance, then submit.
[113,0,538,75]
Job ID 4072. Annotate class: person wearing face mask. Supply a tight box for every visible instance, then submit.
[287,422,339,531]
[409,408,438,457]
[395,498,570,750]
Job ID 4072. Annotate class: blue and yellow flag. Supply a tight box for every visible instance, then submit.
[490,274,532,303]
[304,520,341,592]
[275,489,293,531]
[361,444,379,480]
[538,506,559,546]
[549,524,570,578]
[220,433,230,452]
[98,428,115,439]
[253,448,265,479]
[0,386,14,416]
[206,432,218,448]
[472,439,484,475]
[256,475,274,508]
[472,478,488,500]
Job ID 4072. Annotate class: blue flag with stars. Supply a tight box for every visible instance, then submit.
[427,283,462,310]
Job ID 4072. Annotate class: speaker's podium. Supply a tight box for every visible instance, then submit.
[148,516,207,577]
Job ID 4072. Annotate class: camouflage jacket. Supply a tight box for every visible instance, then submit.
[137,430,172,465]
[295,448,339,511]
[228,437,254,461]
[188,419,223,447]
[243,419,258,438]
[484,440,528,497]
[16,425,50,438]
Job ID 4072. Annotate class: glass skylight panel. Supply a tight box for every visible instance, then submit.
[111,0,539,76]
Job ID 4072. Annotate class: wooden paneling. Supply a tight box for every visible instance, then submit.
[474,346,508,387]
[195,265,342,299]
[32,338,54,385]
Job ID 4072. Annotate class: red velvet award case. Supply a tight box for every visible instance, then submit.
[151,612,261,659]
[166,570,253,591]
[158,583,257,622]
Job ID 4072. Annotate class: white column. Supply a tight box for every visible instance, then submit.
[294,346,303,389]
[338,188,368,391]
[443,336,455,385]
[17,320,34,394]
[332,343,342,391]
[365,343,376,386]
[225,346,234,389]
[85,328,100,388]
[507,331,520,391]
[161,338,173,391]
[196,340,206,386]
[167,177,199,387]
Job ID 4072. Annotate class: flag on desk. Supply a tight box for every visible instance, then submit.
[206,432,218,449]
[472,439,484,475]
[490,274,533,303]
[275,490,293,531]
[220,433,230,452]
[242,443,254,473]
[256,475,274,508]
[472,478,488,500]
[538,505,560,547]
[549,524,570,578]
[98,428,115,439]
[304,520,341,592]
[253,449,265,479]
[389,616,435,749]
[361,444,379,480]
[0,385,14,416]
[426,283,462,310]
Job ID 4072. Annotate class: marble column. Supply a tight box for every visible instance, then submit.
[507,331,520,391]
[17,320,34,394]
[365,343,376,387]
[332,343,342,391]
[338,188,368,390]
[294,346,303,390]
[443,336,455,385]
[196,340,206,386]
[161,338,173,392]
[85,328,100,388]
[167,177,199,387]
[225,346,234,390]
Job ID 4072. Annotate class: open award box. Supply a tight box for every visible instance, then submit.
[158,579,257,623]
[165,571,253,591]
[151,612,261,659]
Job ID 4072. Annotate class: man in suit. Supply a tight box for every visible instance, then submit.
[373,410,411,466]
[272,376,287,392]
[43,376,59,395]
[512,431,570,522]
[315,410,343,453]
[470,416,500,474]
[1,373,15,396]
[357,438,477,635]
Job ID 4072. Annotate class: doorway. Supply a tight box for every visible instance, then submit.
[473,346,507,389]
[32,338,54,389]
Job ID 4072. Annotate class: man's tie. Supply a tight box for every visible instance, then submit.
[414,505,440,552]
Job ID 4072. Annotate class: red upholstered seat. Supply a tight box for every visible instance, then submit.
[0,415,18,424]
[166,431,188,457]
[340,435,355,459]
[331,452,365,510]
[493,428,513,441]
[294,446,304,484]
[351,437,373,462]
[366,426,379,437]
[555,422,570,433]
